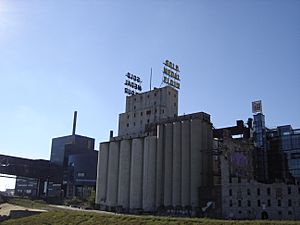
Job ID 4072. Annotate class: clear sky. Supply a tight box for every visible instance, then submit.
[0,0,299,190]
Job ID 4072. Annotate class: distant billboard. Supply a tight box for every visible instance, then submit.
[252,100,262,114]
[162,60,181,89]
[124,72,142,96]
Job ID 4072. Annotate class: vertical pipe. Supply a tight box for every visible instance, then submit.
[72,111,77,135]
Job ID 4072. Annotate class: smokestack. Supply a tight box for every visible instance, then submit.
[72,111,77,135]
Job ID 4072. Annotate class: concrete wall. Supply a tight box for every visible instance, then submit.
[117,140,131,208]
[118,86,178,136]
[96,113,213,212]
[106,142,120,207]
[95,143,109,205]
[130,138,144,209]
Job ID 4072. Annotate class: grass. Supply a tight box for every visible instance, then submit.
[2,198,300,225]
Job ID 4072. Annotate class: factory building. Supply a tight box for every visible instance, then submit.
[213,121,300,220]
[96,86,213,213]
[49,112,98,199]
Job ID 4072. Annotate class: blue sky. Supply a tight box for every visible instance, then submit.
[0,0,299,189]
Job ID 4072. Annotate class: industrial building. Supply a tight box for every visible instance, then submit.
[213,121,300,220]
[96,86,213,213]
[49,111,98,199]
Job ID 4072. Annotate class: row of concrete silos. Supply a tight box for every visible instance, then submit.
[95,116,213,211]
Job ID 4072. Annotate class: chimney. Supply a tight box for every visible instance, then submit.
[72,111,77,135]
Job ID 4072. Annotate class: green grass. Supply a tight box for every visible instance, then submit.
[2,198,300,225]
[6,197,54,211]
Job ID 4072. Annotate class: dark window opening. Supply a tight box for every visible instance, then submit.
[257,200,261,207]
[257,188,260,196]
[146,110,151,115]
[288,199,292,207]
[238,200,241,207]
[247,189,251,196]
[267,187,271,195]
[247,200,251,207]
[267,199,271,207]
[278,199,281,207]
[288,187,291,195]
[229,189,232,196]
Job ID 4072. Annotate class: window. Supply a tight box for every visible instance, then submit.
[229,200,232,207]
[127,115,130,119]
[229,177,232,183]
[257,188,260,196]
[174,94,176,98]
[257,200,261,207]
[247,189,251,196]
[147,95,150,98]
[154,101,156,105]
[174,102,177,107]
[78,173,85,177]
[238,177,241,183]
[288,211,292,215]
[134,113,136,118]
[238,210,242,214]
[126,123,129,127]
[247,200,251,207]
[155,109,157,113]
[238,200,241,207]
[288,187,291,195]
[154,93,157,97]
[141,112,143,116]
[134,97,136,101]
[278,199,281,207]
[133,122,136,126]
[161,109,165,114]
[147,119,150,124]
[146,110,151,115]
[298,187,300,194]
[134,105,136,110]
[267,187,271,196]
[267,199,271,207]
[278,211,282,215]
[229,189,232,196]
[288,199,292,207]
[168,91,171,95]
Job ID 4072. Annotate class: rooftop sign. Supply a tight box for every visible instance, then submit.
[162,60,180,89]
[124,72,142,95]
[252,100,262,114]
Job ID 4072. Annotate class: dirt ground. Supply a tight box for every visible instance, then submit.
[0,203,46,216]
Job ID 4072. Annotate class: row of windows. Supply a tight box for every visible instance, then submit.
[126,119,150,127]
[132,91,177,102]
[229,186,300,196]
[229,199,297,207]
[127,108,165,119]
[132,102,177,111]
[234,210,293,216]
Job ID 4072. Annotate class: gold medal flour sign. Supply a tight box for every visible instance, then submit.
[162,60,180,89]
